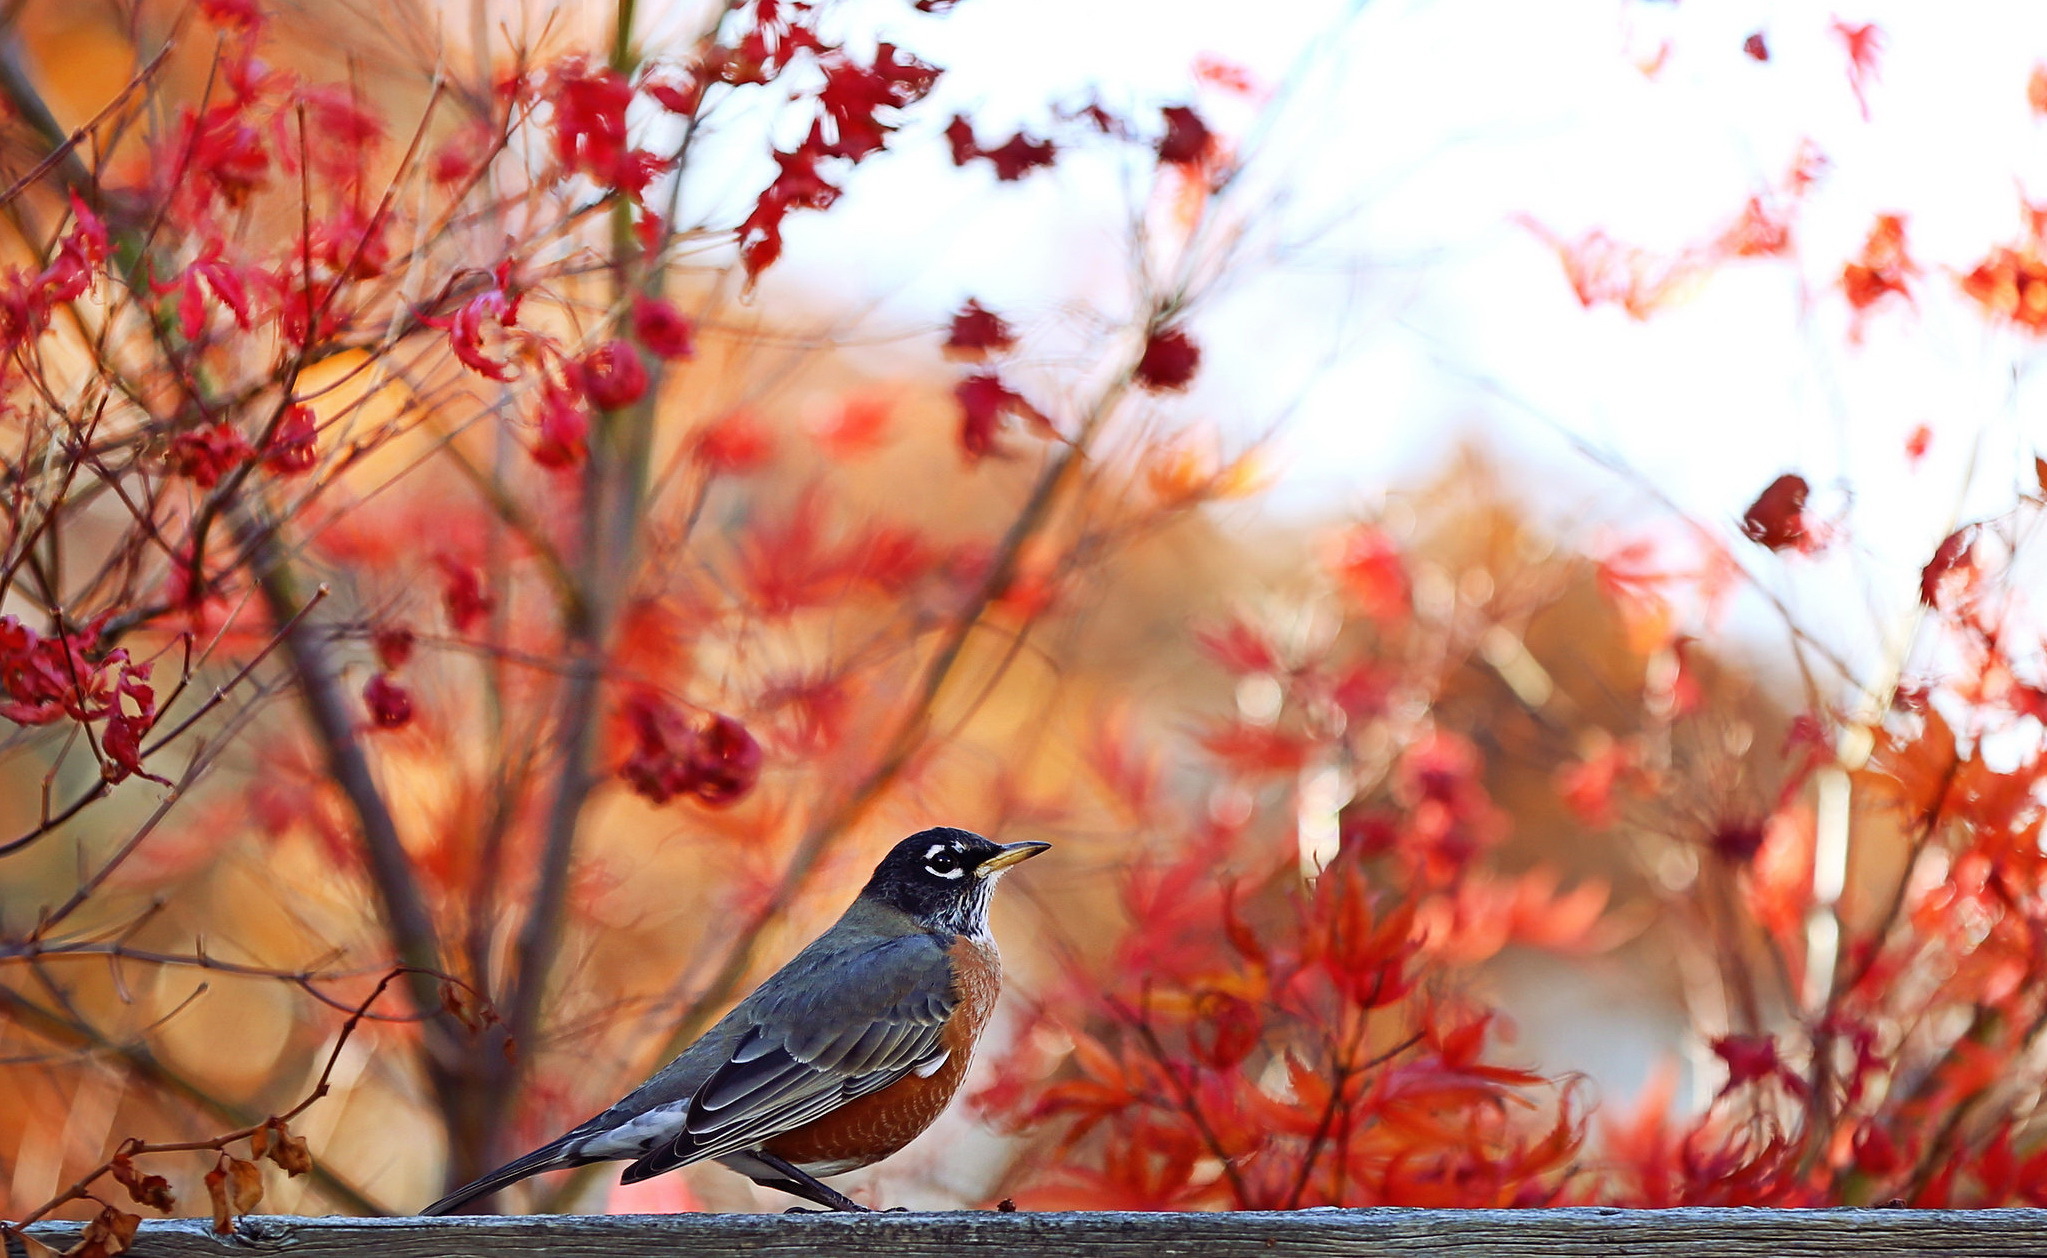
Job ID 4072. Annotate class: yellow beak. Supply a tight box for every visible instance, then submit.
[975,840,1051,877]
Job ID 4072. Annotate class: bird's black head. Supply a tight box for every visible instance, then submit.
[861,827,1049,938]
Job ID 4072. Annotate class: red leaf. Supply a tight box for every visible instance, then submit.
[1134,326,1200,391]
[1841,213,1914,312]
[372,625,415,670]
[1919,526,1977,609]
[1740,473,1808,551]
[690,712,763,807]
[1832,20,1884,120]
[1905,423,1931,466]
[817,395,893,459]
[618,691,762,808]
[531,376,590,468]
[580,339,649,410]
[1158,105,1213,167]
[262,405,319,476]
[1189,990,1261,1068]
[955,372,1047,461]
[944,114,979,165]
[437,557,492,633]
[944,299,1017,360]
[1193,619,1276,675]
[692,411,776,474]
[363,673,412,729]
[1711,1033,1806,1098]
[1329,525,1410,624]
[632,296,695,359]
[1198,721,1308,775]
[978,131,1058,181]
[166,424,255,488]
[1743,32,1770,62]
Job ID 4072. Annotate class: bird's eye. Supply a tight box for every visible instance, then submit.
[922,847,965,879]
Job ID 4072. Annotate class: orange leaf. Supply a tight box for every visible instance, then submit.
[226,1157,264,1214]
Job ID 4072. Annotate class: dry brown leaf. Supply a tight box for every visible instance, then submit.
[227,1157,264,1214]
[14,1232,62,1258]
[108,1154,175,1213]
[254,1118,314,1176]
[62,1206,139,1258]
[204,1164,231,1235]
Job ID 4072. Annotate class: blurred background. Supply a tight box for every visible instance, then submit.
[4,0,2046,1222]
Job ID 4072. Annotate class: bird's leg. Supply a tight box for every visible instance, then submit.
[750,1151,873,1212]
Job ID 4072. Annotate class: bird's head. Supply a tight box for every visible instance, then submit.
[861,827,1049,939]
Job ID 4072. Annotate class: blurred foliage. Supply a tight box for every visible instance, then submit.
[4,0,2047,1243]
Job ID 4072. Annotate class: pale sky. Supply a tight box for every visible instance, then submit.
[697,0,2046,694]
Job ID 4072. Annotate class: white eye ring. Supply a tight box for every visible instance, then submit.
[925,864,966,879]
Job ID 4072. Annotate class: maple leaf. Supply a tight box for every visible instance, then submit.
[1905,423,1932,465]
[1920,526,1977,609]
[1959,242,2047,333]
[1832,20,1884,120]
[1711,1033,1806,1098]
[262,405,318,476]
[944,299,1017,360]
[817,394,893,459]
[691,411,776,474]
[169,105,272,209]
[372,625,414,669]
[1519,219,1697,319]
[1198,721,1309,776]
[1157,105,1213,167]
[1841,213,1914,313]
[1328,525,1410,624]
[199,0,263,28]
[643,70,702,116]
[1716,196,1792,259]
[632,296,695,360]
[618,691,762,808]
[944,114,979,165]
[363,673,412,730]
[1556,737,1632,827]
[690,713,763,807]
[546,58,664,196]
[579,340,649,410]
[954,371,1047,461]
[437,556,492,633]
[1134,325,1201,391]
[1193,619,1277,675]
[530,377,589,469]
[1743,32,1770,62]
[978,131,1058,181]
[1740,472,1808,551]
[428,266,522,380]
[166,424,255,488]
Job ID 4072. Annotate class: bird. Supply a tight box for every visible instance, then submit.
[420,827,1050,1215]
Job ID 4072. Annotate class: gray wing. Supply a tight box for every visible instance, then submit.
[619,932,956,1182]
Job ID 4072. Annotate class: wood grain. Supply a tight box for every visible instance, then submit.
[15,1208,2047,1258]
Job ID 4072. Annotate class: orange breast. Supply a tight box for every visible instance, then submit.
[763,936,1001,1172]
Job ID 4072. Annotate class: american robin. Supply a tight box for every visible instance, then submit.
[420,827,1049,1215]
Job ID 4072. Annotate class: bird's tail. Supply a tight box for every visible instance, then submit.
[418,1140,587,1216]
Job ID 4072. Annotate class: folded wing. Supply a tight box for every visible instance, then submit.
[621,932,955,1182]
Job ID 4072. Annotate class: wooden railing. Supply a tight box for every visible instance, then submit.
[13,1207,2047,1257]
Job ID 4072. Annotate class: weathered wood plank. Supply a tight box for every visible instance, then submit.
[15,1209,2047,1258]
